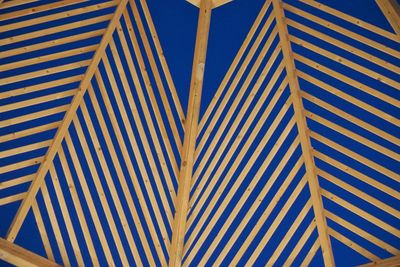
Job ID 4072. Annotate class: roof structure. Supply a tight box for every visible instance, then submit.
[0,0,399,266]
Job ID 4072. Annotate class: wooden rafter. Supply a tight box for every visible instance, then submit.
[0,238,60,267]
[169,0,212,266]
[271,0,335,266]
[376,0,400,36]
[6,0,129,243]
[359,255,400,267]
[186,0,232,9]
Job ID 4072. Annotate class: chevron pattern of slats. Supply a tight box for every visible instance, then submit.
[0,0,399,266]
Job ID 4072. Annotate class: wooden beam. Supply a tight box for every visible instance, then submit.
[169,0,212,266]
[271,0,335,266]
[376,0,400,36]
[6,0,129,243]
[359,255,400,267]
[0,238,60,267]
[186,0,232,9]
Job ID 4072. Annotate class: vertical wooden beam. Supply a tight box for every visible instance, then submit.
[0,238,60,267]
[376,0,400,36]
[6,0,129,243]
[169,0,212,266]
[271,1,335,266]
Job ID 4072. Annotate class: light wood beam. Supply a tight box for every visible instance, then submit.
[271,0,335,266]
[0,238,60,267]
[6,0,129,243]
[376,0,400,36]
[186,0,232,9]
[359,255,400,267]
[169,0,212,266]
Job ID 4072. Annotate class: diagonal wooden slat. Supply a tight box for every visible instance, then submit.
[359,255,400,267]
[376,0,400,36]
[0,238,60,267]
[271,0,335,266]
[6,0,129,243]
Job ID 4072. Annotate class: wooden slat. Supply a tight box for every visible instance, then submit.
[6,0,129,243]
[359,255,400,267]
[198,0,271,133]
[130,0,183,151]
[299,0,399,42]
[0,238,60,267]
[136,0,185,127]
[272,0,335,266]
[169,0,212,266]
[185,0,232,9]
[376,0,400,36]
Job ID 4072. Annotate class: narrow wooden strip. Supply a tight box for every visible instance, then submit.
[41,184,70,266]
[57,147,99,266]
[0,156,43,175]
[0,75,82,100]
[48,165,84,266]
[122,10,179,180]
[109,37,176,203]
[329,228,380,261]
[272,1,335,266]
[198,0,271,133]
[0,175,34,190]
[0,193,27,206]
[359,255,400,267]
[185,103,293,258]
[1,30,104,59]
[6,0,129,243]
[0,140,51,159]
[32,200,54,261]
[194,40,281,186]
[99,56,172,249]
[205,137,301,266]
[284,222,317,267]
[137,0,185,124]
[0,0,81,18]
[306,111,400,162]
[190,67,287,229]
[64,133,114,266]
[196,14,277,157]
[2,45,97,71]
[242,177,308,265]
[314,151,400,201]
[287,19,400,74]
[130,0,183,151]
[0,122,60,143]
[0,1,117,32]
[71,112,129,265]
[319,169,399,218]
[325,211,399,255]
[267,201,313,266]
[301,237,321,267]
[299,0,399,42]
[87,84,163,264]
[322,190,400,236]
[0,89,76,113]
[0,0,38,9]
[301,91,399,147]
[290,36,400,90]
[169,1,212,266]
[296,68,399,125]
[376,0,400,36]
[0,104,68,128]
[1,60,90,85]
[312,132,399,183]
[0,238,60,267]
[283,3,400,58]
[0,14,113,46]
